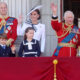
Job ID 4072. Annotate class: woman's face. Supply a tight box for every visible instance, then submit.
[26,30,34,40]
[30,11,39,21]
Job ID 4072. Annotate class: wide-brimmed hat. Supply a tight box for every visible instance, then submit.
[27,5,42,16]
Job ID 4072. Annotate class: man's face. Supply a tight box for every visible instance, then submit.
[64,13,74,25]
[0,3,8,16]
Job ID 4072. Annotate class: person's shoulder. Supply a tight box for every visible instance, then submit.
[38,23,45,28]
[39,23,45,26]
[23,22,31,25]
[32,39,39,43]
[8,17,18,22]
[23,40,28,44]
[9,17,17,20]
[32,39,37,41]
[22,22,32,27]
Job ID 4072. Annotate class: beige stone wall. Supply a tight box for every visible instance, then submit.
[41,0,61,56]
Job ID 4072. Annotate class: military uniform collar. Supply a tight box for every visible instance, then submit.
[65,23,73,27]
[0,15,9,19]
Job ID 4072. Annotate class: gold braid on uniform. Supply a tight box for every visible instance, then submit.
[56,23,72,38]
[0,15,8,30]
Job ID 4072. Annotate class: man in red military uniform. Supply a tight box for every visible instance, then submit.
[51,3,80,57]
[0,2,18,46]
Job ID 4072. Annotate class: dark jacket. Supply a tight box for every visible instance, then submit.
[18,39,41,57]
[0,45,15,57]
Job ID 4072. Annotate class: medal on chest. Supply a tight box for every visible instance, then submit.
[0,19,6,30]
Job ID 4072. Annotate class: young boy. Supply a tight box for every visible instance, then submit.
[0,34,15,57]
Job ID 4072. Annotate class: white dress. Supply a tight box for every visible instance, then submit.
[17,22,45,53]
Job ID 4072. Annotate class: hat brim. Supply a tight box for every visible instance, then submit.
[27,5,42,16]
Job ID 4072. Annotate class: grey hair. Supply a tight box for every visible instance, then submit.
[64,11,74,19]
[0,2,8,8]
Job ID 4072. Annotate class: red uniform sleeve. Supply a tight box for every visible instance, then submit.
[51,17,62,32]
[7,18,18,45]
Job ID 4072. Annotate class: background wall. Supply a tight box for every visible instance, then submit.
[0,0,61,56]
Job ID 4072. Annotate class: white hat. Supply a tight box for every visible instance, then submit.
[27,5,42,16]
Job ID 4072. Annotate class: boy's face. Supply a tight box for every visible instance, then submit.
[0,38,7,45]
